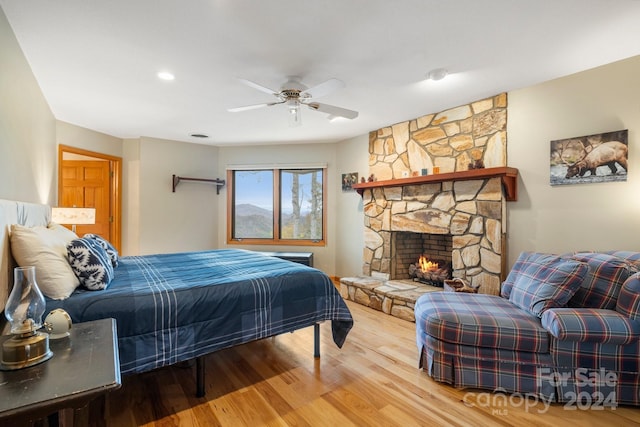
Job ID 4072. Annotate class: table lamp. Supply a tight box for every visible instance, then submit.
[51,207,96,233]
[1,266,52,370]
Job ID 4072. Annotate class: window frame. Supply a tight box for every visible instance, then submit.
[226,167,327,246]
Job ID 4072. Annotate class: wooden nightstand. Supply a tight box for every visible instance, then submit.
[0,318,121,426]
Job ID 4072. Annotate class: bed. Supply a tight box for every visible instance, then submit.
[0,199,353,396]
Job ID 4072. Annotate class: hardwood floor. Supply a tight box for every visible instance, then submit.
[103,301,640,426]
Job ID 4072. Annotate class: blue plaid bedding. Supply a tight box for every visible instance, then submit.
[46,249,353,375]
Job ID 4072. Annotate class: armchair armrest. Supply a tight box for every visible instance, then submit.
[541,308,640,345]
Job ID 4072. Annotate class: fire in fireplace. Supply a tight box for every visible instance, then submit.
[408,255,451,287]
[390,231,453,281]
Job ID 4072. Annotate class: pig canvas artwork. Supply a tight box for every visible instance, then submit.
[549,129,628,186]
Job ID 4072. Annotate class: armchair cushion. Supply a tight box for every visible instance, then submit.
[542,307,640,345]
[616,272,640,321]
[605,250,640,268]
[415,292,549,353]
[507,253,588,317]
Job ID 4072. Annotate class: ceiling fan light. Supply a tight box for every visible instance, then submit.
[286,99,301,127]
[427,68,448,81]
[288,105,301,127]
[289,111,301,127]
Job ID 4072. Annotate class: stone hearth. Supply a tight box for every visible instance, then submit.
[339,276,442,322]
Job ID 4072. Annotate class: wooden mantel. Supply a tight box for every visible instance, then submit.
[352,166,519,201]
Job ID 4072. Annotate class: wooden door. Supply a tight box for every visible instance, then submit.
[60,160,111,239]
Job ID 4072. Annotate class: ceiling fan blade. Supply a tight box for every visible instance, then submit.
[303,78,345,99]
[307,102,358,119]
[237,78,279,96]
[227,101,283,112]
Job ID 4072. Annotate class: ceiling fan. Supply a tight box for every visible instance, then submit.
[228,76,359,126]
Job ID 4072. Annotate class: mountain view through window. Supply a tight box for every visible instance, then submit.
[231,168,324,243]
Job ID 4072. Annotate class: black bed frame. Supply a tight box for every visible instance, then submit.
[194,323,321,397]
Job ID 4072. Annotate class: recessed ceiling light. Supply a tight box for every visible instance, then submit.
[157,71,175,81]
[427,68,448,81]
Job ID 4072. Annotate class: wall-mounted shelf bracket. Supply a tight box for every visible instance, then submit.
[172,174,226,195]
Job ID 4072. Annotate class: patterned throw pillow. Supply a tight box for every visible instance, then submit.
[67,237,114,290]
[508,253,588,318]
[83,233,119,267]
[501,251,538,299]
[568,252,636,309]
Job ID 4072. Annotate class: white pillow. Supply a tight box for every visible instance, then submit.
[10,223,80,299]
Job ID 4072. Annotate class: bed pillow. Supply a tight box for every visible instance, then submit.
[66,237,114,290]
[508,253,588,318]
[83,233,119,267]
[10,223,80,300]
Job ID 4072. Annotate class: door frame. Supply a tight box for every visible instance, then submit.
[58,145,122,252]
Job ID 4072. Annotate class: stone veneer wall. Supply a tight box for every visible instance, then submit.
[363,93,508,295]
[369,93,507,179]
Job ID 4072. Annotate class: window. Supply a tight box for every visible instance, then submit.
[227,167,326,246]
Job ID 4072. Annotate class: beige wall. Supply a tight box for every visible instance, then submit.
[122,138,141,255]
[56,121,122,159]
[137,137,220,255]
[507,56,640,264]
[0,7,56,204]
[335,134,368,277]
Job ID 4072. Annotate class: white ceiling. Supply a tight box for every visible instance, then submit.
[3,0,640,146]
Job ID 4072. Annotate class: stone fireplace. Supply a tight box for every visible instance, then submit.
[363,177,505,294]
[340,92,518,321]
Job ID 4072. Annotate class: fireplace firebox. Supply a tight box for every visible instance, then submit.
[390,232,452,282]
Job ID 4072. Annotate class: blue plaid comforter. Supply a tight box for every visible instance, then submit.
[46,249,353,375]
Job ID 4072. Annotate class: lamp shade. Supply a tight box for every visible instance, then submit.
[51,207,96,225]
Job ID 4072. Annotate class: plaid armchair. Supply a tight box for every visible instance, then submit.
[415,251,640,406]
